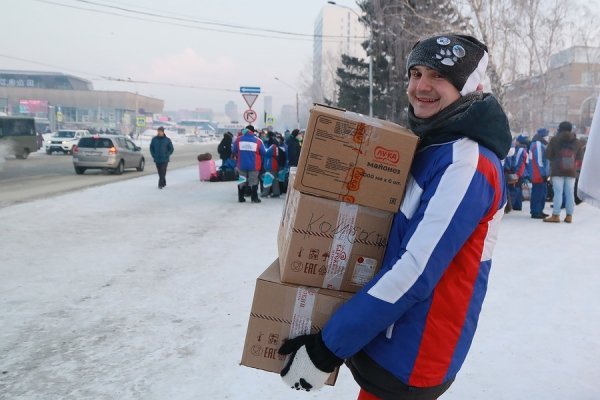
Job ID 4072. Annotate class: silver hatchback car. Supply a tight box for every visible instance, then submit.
[72,134,145,175]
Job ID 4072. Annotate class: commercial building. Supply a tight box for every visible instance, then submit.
[503,46,600,134]
[0,70,164,133]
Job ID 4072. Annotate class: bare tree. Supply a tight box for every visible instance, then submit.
[457,0,571,131]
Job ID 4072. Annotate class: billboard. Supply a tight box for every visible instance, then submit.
[19,99,49,114]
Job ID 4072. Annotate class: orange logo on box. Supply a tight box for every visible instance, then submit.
[353,123,367,144]
[347,167,365,191]
[374,146,400,164]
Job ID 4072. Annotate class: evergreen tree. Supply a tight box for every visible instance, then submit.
[334,55,371,113]
[333,0,469,124]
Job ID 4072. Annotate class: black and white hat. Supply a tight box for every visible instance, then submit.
[407,34,489,96]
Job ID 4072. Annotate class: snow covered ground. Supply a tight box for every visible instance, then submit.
[1,166,599,399]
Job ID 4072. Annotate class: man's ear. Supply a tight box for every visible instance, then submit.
[476,83,484,92]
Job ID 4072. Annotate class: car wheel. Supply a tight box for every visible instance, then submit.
[136,158,145,172]
[46,149,52,155]
[114,160,124,175]
[74,166,86,175]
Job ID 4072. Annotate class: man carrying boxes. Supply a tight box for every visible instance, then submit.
[243,33,512,400]
[241,107,418,387]
[241,104,418,387]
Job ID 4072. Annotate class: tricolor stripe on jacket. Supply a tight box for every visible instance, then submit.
[322,137,506,387]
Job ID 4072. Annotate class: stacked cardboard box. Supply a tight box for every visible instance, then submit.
[240,259,352,384]
[241,104,418,384]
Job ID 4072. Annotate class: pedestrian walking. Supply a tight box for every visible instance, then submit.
[149,126,174,189]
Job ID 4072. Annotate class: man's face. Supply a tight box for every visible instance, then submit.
[157,129,164,136]
[407,65,461,118]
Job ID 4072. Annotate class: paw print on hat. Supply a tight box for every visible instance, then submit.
[434,37,466,66]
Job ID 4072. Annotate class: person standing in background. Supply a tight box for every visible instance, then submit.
[505,134,529,211]
[285,128,302,167]
[232,125,265,203]
[261,131,281,199]
[544,121,584,223]
[528,128,550,218]
[217,131,233,163]
[149,126,174,190]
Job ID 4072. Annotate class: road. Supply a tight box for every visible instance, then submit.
[0,141,218,208]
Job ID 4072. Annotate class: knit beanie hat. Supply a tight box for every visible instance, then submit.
[558,121,572,132]
[536,128,549,137]
[407,34,489,96]
[516,134,529,144]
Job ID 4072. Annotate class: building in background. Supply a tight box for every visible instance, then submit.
[224,100,238,122]
[504,46,600,134]
[313,3,368,104]
[0,70,163,134]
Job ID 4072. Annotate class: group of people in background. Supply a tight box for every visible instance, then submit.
[217,124,302,204]
[504,120,586,222]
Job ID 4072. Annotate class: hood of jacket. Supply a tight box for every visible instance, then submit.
[408,92,512,159]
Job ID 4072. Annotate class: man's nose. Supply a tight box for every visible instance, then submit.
[416,76,433,91]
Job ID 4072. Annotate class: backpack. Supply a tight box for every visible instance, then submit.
[558,145,576,174]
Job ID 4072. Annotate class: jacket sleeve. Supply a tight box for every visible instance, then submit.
[149,138,156,158]
[322,152,499,359]
[168,140,174,155]
[232,138,239,156]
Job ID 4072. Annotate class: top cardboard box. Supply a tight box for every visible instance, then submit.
[294,104,418,212]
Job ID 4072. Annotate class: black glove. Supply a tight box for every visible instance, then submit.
[278,333,343,391]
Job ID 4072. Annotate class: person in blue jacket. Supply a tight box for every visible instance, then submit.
[149,126,174,189]
[278,34,512,400]
[505,134,530,211]
[528,128,550,218]
[232,125,266,203]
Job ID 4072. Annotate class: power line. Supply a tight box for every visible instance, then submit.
[0,53,241,94]
[33,0,368,42]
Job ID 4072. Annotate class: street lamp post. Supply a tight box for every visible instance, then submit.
[274,77,300,129]
[327,1,373,117]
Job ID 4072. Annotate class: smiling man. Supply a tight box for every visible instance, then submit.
[278,34,512,400]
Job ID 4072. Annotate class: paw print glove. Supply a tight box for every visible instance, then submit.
[278,332,343,391]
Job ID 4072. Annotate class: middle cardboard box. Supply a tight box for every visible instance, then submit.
[278,170,393,293]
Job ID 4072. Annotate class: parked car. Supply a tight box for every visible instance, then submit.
[72,134,145,175]
[46,129,90,154]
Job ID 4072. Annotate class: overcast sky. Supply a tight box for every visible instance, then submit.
[3,0,598,119]
[1,0,359,115]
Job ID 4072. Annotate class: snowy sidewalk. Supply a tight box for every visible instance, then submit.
[1,166,599,399]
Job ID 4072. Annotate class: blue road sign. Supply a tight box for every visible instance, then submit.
[240,86,261,94]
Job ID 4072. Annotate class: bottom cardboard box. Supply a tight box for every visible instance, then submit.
[240,258,353,385]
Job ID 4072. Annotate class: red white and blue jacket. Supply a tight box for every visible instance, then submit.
[505,144,528,180]
[322,93,512,393]
[232,131,265,171]
[527,139,549,183]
